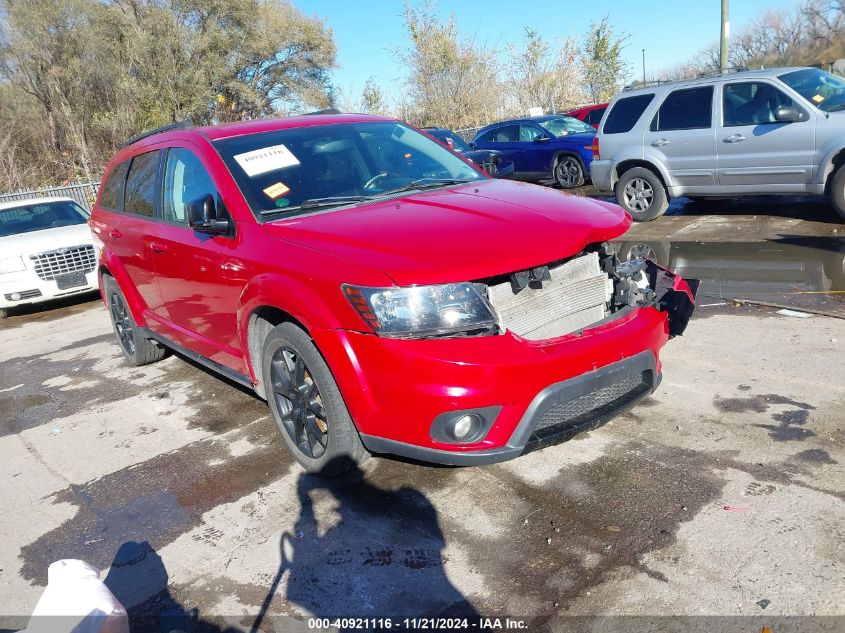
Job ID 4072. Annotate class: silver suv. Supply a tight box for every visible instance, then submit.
[590,67,845,222]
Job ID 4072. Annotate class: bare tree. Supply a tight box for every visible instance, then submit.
[394,1,500,129]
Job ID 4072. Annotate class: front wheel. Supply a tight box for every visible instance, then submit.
[262,322,368,476]
[554,156,585,189]
[830,165,845,222]
[615,167,669,221]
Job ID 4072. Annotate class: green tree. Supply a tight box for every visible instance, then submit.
[579,16,629,103]
[360,76,388,115]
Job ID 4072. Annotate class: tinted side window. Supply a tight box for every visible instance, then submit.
[587,107,606,125]
[162,148,218,224]
[99,161,128,210]
[124,151,161,217]
[723,82,795,126]
[603,94,655,134]
[653,87,713,131]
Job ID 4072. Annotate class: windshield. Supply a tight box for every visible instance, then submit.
[538,116,595,137]
[428,129,471,152]
[214,121,485,217]
[779,68,845,113]
[0,200,89,237]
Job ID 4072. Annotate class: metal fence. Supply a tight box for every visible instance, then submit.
[0,181,101,211]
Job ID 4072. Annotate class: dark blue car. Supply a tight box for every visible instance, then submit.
[471,115,596,188]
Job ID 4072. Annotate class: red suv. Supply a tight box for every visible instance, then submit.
[565,103,609,129]
[90,113,697,475]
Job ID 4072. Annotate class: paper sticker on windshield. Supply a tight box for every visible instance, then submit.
[812,94,825,103]
[234,144,300,177]
[263,182,290,199]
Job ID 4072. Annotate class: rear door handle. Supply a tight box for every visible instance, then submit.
[724,134,746,143]
[150,241,168,254]
[108,229,122,239]
[652,138,670,147]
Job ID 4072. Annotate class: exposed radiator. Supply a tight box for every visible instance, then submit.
[487,252,614,340]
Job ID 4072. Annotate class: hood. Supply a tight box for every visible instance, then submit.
[263,179,630,286]
[0,223,94,258]
[554,132,595,145]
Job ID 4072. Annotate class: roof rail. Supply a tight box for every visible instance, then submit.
[622,66,752,91]
[303,108,342,116]
[121,119,193,148]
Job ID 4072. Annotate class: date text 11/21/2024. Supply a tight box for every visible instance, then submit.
[307,618,528,630]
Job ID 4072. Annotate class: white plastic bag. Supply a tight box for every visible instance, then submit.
[25,559,129,633]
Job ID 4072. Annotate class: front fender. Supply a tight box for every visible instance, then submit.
[816,143,845,187]
[97,249,149,327]
[236,271,374,382]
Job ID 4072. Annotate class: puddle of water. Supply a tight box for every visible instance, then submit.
[613,237,845,316]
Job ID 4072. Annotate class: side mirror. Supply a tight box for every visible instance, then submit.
[534,135,551,143]
[469,142,477,149]
[774,106,802,123]
[187,194,230,235]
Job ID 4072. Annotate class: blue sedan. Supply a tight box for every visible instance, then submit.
[471,115,596,188]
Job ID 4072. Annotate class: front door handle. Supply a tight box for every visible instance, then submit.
[150,241,168,254]
[724,134,746,143]
[652,138,670,147]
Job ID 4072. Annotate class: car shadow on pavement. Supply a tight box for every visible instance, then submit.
[100,460,478,632]
[271,459,479,627]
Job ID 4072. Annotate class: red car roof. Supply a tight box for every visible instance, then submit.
[195,113,392,141]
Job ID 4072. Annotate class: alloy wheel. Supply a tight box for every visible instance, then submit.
[555,158,581,187]
[110,292,135,356]
[623,178,654,212]
[270,347,328,459]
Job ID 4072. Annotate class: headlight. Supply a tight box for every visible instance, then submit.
[343,283,497,337]
[0,256,26,274]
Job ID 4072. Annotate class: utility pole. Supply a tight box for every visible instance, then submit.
[642,49,646,84]
[720,0,730,73]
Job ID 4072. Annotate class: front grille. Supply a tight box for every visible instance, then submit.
[4,289,42,301]
[30,245,96,281]
[487,252,613,340]
[533,372,648,435]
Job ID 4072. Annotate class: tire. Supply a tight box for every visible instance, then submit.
[831,165,845,222]
[553,155,585,189]
[262,322,368,476]
[103,275,166,366]
[615,167,669,221]
[616,240,671,269]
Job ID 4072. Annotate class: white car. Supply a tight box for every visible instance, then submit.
[0,196,99,318]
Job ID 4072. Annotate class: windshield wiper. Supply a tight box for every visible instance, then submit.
[378,177,476,197]
[259,195,371,215]
[259,179,475,216]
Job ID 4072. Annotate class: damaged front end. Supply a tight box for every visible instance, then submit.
[476,242,699,340]
[598,244,699,336]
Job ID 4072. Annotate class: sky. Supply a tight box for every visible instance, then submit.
[295,0,787,103]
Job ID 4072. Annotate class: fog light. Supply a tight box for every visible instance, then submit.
[453,414,477,439]
[10,292,21,301]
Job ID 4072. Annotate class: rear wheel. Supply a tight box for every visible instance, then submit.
[103,275,166,366]
[554,156,585,189]
[262,322,368,476]
[831,165,845,222]
[615,167,669,221]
